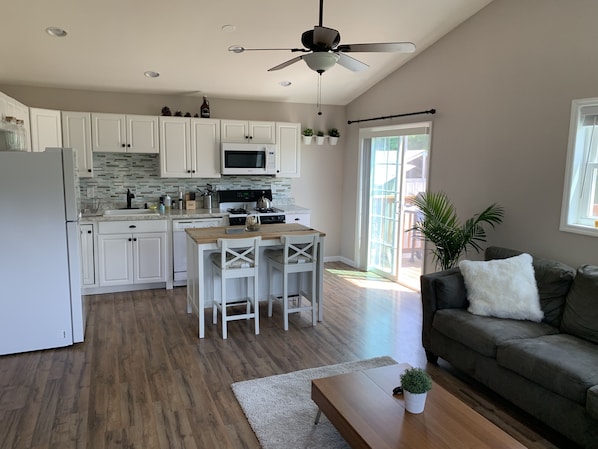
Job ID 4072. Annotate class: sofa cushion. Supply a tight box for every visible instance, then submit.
[561,265,598,344]
[497,334,598,405]
[434,273,468,309]
[588,386,598,420]
[485,247,576,327]
[459,253,543,322]
[433,309,559,358]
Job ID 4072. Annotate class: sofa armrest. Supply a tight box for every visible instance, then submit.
[420,268,468,354]
[588,385,598,420]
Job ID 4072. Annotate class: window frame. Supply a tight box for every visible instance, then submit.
[560,97,598,237]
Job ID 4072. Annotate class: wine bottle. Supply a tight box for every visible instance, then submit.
[200,96,210,118]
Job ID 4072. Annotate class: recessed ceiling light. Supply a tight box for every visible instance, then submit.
[221,24,236,33]
[144,71,160,78]
[46,27,68,37]
[228,45,245,53]
[279,81,292,87]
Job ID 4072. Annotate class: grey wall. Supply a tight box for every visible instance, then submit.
[0,85,347,258]
[343,0,598,270]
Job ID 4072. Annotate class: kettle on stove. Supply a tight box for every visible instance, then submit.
[256,191,271,209]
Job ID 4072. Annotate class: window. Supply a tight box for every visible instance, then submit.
[561,98,598,237]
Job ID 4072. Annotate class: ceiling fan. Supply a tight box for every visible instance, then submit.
[228,0,416,74]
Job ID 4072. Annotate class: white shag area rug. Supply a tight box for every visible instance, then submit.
[231,356,397,449]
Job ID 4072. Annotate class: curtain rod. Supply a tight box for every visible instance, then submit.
[347,108,436,125]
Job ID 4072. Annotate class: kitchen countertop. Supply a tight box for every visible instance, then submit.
[186,223,325,245]
[80,208,227,222]
[80,204,311,222]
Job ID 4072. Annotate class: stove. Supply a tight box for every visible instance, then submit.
[219,189,286,226]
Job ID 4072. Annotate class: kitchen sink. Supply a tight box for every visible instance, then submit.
[103,209,160,217]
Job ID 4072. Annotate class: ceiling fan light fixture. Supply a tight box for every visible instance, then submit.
[46,26,68,38]
[303,52,339,73]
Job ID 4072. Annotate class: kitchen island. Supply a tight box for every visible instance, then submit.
[186,223,326,338]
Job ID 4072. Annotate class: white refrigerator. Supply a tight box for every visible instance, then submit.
[0,147,84,355]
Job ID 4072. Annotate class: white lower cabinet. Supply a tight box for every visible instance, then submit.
[80,223,96,287]
[98,220,167,287]
[285,212,311,227]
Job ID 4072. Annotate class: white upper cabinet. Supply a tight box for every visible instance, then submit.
[276,122,301,178]
[221,120,275,143]
[30,107,62,152]
[92,113,159,153]
[0,91,31,151]
[190,118,221,178]
[159,117,221,178]
[62,111,94,178]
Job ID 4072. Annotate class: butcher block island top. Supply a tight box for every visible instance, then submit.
[185,223,326,244]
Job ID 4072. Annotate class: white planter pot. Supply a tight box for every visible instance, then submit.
[404,391,427,414]
[302,135,313,145]
[316,136,325,145]
[328,136,339,145]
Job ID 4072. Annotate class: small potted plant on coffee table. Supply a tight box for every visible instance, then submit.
[400,367,433,414]
[302,128,314,145]
[328,128,340,145]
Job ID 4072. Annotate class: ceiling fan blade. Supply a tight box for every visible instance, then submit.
[313,26,341,49]
[267,55,304,71]
[336,53,369,72]
[336,42,416,53]
[228,45,306,53]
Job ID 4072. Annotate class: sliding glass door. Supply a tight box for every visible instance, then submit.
[360,123,430,289]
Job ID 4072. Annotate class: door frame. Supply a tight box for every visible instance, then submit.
[355,121,432,276]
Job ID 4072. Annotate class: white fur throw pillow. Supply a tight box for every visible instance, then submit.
[458,253,543,322]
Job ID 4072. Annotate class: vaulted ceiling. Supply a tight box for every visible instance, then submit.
[0,0,492,105]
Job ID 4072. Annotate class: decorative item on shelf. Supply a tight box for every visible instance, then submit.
[399,367,433,414]
[201,96,210,118]
[184,112,191,117]
[316,130,325,145]
[161,106,172,116]
[194,113,200,118]
[302,128,314,145]
[174,111,183,117]
[328,128,340,145]
[408,191,504,270]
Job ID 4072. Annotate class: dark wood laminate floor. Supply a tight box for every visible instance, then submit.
[0,262,578,449]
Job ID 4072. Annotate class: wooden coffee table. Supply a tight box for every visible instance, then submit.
[311,362,527,449]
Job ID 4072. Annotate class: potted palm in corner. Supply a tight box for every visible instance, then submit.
[400,367,433,414]
[302,128,314,145]
[409,191,504,270]
[328,128,340,145]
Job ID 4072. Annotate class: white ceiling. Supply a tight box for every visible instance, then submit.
[0,0,492,106]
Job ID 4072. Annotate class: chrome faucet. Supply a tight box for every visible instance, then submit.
[126,189,135,209]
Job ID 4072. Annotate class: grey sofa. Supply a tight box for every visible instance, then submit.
[421,247,598,449]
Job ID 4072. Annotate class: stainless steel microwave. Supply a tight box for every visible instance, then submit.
[221,143,277,175]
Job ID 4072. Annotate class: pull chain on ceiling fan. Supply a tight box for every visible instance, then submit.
[228,0,416,114]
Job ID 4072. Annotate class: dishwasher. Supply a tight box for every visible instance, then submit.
[173,218,225,285]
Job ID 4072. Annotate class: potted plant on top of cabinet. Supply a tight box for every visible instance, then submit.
[328,128,340,145]
[302,128,314,144]
[316,130,325,145]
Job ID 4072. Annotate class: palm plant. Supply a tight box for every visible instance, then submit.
[409,191,504,270]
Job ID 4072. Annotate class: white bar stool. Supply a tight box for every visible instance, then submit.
[265,233,319,331]
[210,236,261,339]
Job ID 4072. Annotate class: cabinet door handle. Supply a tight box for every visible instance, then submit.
[192,169,196,173]
[128,238,132,242]
[122,143,126,148]
[88,169,92,173]
[129,225,137,229]
[127,144,131,147]
[133,238,137,242]
[294,218,300,221]
[87,230,92,234]
[187,170,191,173]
